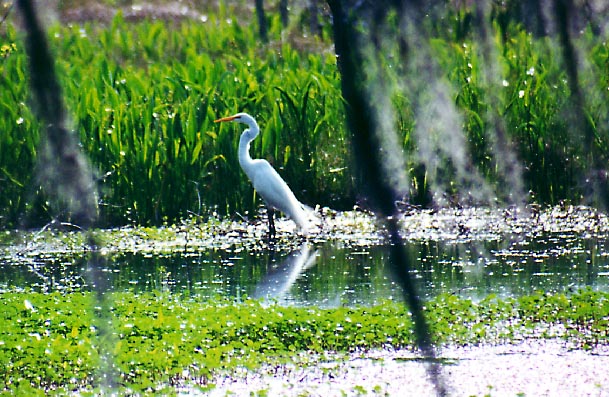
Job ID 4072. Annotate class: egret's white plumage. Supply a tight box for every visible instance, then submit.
[214,112,310,235]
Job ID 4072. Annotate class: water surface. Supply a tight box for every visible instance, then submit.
[2,231,608,306]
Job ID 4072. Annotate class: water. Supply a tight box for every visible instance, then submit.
[203,341,609,397]
[2,208,609,395]
[2,231,608,306]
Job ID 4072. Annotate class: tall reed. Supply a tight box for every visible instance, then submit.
[4,15,347,226]
[1,6,608,227]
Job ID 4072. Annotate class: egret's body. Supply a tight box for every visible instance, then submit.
[214,113,310,236]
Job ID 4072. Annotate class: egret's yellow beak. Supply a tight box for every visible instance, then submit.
[214,115,238,123]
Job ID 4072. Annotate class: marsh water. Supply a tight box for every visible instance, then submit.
[2,208,609,395]
[2,224,609,306]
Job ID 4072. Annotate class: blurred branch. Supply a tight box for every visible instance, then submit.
[553,0,608,210]
[326,0,448,395]
[16,0,98,227]
[1,1,13,26]
[255,0,268,43]
[16,1,116,390]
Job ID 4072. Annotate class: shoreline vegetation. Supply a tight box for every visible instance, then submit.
[1,1,608,228]
[1,205,607,257]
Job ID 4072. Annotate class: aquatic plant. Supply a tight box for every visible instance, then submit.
[1,3,608,227]
[0,13,346,227]
[0,289,607,393]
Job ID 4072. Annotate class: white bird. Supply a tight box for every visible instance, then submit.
[214,112,311,237]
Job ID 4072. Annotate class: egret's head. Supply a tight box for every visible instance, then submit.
[214,112,255,126]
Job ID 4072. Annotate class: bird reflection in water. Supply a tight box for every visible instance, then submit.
[253,244,318,305]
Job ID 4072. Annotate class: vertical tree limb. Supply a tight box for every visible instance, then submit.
[17,0,98,227]
[255,0,268,43]
[327,1,448,395]
[280,0,289,28]
[554,0,608,209]
[17,0,117,390]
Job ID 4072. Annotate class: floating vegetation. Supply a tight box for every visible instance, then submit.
[208,340,609,396]
[0,289,607,394]
[0,207,607,393]
[1,205,607,261]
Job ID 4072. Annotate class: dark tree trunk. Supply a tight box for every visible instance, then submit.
[16,1,116,391]
[16,0,98,227]
[553,0,608,209]
[255,0,268,43]
[280,0,289,28]
[309,0,320,37]
[326,1,447,395]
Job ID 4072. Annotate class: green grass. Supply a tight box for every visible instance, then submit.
[1,12,348,226]
[1,4,608,227]
[0,289,607,394]
[57,15,347,225]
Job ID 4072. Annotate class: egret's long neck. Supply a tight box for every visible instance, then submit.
[238,124,259,171]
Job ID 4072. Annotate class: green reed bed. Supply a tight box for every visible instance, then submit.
[62,16,348,225]
[0,289,607,394]
[1,8,608,227]
[432,24,609,203]
[1,14,347,226]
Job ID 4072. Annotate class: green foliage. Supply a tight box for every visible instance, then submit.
[498,28,576,202]
[0,289,607,393]
[0,24,43,226]
[0,15,346,227]
[0,292,97,392]
[63,17,345,225]
[1,6,609,227]
[432,23,607,204]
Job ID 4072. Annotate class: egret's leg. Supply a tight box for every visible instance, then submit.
[268,207,276,238]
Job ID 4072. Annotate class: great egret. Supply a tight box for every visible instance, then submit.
[214,112,310,236]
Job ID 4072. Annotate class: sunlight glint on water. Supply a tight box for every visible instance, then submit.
[1,235,608,305]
